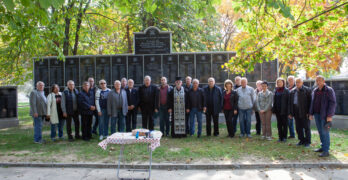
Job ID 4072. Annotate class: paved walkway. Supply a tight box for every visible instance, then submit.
[1,167,347,180]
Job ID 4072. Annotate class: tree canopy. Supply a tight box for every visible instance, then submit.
[0,0,347,85]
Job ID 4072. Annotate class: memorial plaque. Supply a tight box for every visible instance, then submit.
[262,60,278,82]
[335,90,348,115]
[163,55,178,84]
[144,55,161,84]
[96,56,111,84]
[112,56,127,84]
[65,57,79,86]
[128,56,143,84]
[0,87,17,118]
[246,63,262,82]
[34,59,49,85]
[196,54,211,83]
[179,54,194,79]
[213,54,229,83]
[80,57,95,84]
[134,27,172,54]
[49,58,64,86]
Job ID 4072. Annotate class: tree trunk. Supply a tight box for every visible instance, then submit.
[62,0,76,56]
[73,0,91,55]
[126,24,132,53]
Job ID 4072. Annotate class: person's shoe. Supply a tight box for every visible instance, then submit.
[282,139,287,143]
[288,136,295,139]
[296,142,304,146]
[197,134,201,138]
[231,134,235,138]
[247,134,252,138]
[34,140,43,144]
[318,152,329,157]
[266,136,272,141]
[239,134,245,138]
[68,138,74,142]
[59,137,65,140]
[256,133,261,135]
[51,138,57,142]
[99,135,104,141]
[304,144,311,148]
[75,135,81,139]
[314,148,323,153]
[261,136,265,139]
[277,139,282,142]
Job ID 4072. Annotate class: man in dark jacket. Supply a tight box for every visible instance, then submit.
[158,77,173,136]
[289,77,312,147]
[138,75,159,130]
[184,76,193,135]
[125,79,139,132]
[78,81,96,141]
[309,75,336,157]
[88,77,99,136]
[287,76,296,139]
[186,79,205,138]
[61,80,80,141]
[203,77,223,136]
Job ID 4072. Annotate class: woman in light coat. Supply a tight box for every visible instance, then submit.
[47,84,65,141]
[256,81,273,141]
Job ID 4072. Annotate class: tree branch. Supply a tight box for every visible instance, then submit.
[85,12,118,23]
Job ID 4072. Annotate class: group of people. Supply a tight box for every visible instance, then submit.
[30,74,336,157]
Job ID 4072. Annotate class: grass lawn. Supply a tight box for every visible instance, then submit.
[0,106,347,164]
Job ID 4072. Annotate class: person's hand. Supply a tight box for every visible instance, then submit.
[63,113,67,118]
[309,115,313,121]
[138,107,141,112]
[34,113,38,118]
[155,109,158,113]
[168,109,172,113]
[234,110,237,115]
[130,105,135,110]
[327,116,332,122]
[186,109,190,113]
[98,112,102,116]
[288,115,292,119]
[203,107,207,113]
[260,110,264,113]
[90,106,95,111]
[251,110,255,115]
[46,115,50,119]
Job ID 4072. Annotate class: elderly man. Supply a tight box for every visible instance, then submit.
[78,81,95,141]
[254,80,263,135]
[125,79,139,132]
[184,76,193,134]
[203,77,223,136]
[158,77,173,136]
[309,76,336,157]
[168,77,187,138]
[236,77,255,138]
[289,78,312,147]
[186,79,205,138]
[121,77,128,89]
[88,77,99,136]
[61,80,80,141]
[107,80,128,133]
[287,76,296,139]
[95,79,111,140]
[138,76,159,130]
[30,81,47,144]
[234,76,242,89]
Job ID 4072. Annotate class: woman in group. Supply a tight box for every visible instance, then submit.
[222,79,239,138]
[272,78,290,142]
[47,84,65,141]
[256,81,273,140]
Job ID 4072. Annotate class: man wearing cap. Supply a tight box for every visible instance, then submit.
[168,77,187,138]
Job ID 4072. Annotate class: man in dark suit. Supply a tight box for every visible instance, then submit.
[125,79,139,132]
[138,75,159,130]
[78,81,96,141]
[203,77,223,136]
[289,77,312,147]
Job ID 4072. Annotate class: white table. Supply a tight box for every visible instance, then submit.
[98,131,162,180]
